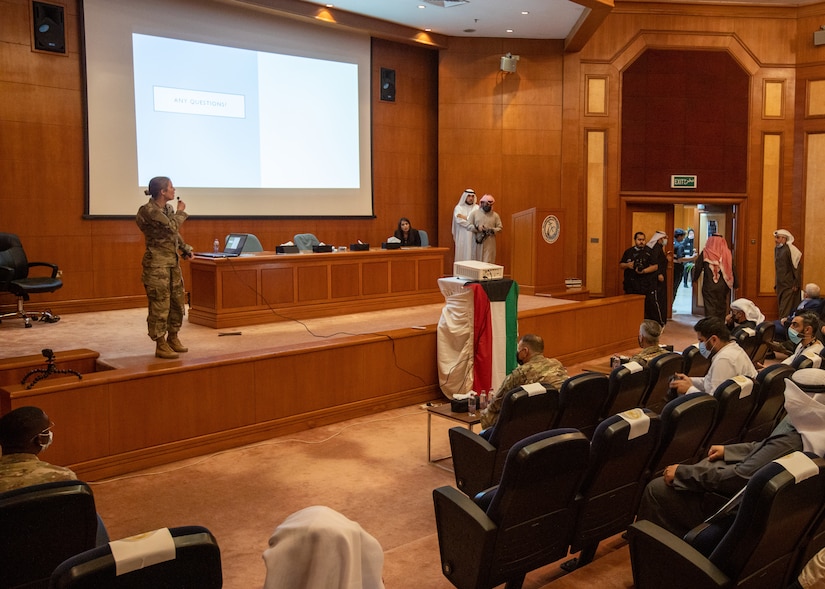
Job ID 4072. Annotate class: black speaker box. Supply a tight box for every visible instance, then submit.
[380,67,395,102]
[32,1,65,54]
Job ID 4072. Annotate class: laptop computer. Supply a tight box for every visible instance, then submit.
[195,233,248,258]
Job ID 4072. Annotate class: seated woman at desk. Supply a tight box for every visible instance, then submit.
[393,217,422,247]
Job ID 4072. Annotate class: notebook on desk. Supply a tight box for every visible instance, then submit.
[194,233,248,258]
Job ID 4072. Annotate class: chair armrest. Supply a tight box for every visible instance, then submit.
[449,426,496,497]
[28,262,59,278]
[627,520,732,588]
[433,486,497,589]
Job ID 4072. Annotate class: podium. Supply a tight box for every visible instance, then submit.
[511,208,566,295]
[436,277,519,398]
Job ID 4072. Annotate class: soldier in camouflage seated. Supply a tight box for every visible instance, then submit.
[628,319,669,367]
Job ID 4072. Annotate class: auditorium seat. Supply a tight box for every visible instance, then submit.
[641,352,683,414]
[449,383,559,498]
[602,361,650,418]
[563,409,661,571]
[433,430,590,589]
[418,229,429,247]
[647,392,718,479]
[703,376,759,450]
[791,349,823,369]
[750,321,776,365]
[741,363,794,443]
[0,480,98,589]
[50,525,222,589]
[555,372,609,439]
[0,232,63,327]
[628,453,825,589]
[681,344,710,377]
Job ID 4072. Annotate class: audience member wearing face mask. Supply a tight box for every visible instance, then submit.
[668,316,756,396]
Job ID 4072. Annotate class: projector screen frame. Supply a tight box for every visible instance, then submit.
[78,0,376,220]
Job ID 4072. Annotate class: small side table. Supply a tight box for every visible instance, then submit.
[427,403,481,471]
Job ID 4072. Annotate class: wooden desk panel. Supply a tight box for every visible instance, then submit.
[189,248,448,328]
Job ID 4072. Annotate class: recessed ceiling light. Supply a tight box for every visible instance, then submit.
[506,29,514,33]
[521,11,529,15]
[425,28,432,31]
[418,4,426,8]
[325,3,333,7]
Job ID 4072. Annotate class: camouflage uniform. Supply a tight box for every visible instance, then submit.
[629,345,668,367]
[136,199,192,341]
[0,453,76,493]
[480,355,568,429]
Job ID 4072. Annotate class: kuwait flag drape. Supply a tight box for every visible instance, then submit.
[468,279,519,392]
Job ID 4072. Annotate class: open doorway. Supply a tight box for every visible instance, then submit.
[627,202,736,321]
[677,204,736,317]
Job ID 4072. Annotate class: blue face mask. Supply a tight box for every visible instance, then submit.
[698,340,712,358]
[788,327,802,345]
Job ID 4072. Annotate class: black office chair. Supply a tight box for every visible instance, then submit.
[563,408,661,571]
[628,453,825,589]
[703,376,759,449]
[641,352,684,414]
[681,343,710,377]
[741,363,794,442]
[0,480,98,589]
[602,361,650,418]
[555,372,609,439]
[433,429,590,589]
[449,384,560,498]
[50,525,222,589]
[0,232,62,327]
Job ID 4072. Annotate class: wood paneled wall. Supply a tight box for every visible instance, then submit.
[4,0,825,317]
[0,0,439,315]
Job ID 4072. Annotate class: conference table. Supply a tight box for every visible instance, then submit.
[188,247,448,328]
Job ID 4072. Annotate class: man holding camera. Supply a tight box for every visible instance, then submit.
[619,231,660,322]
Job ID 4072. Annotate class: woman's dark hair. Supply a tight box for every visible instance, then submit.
[144,176,171,199]
[397,217,412,233]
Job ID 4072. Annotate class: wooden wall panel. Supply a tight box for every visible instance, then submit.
[0,5,438,316]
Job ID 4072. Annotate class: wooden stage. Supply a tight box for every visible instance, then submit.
[0,293,643,481]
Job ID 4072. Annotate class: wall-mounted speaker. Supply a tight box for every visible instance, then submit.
[32,1,66,54]
[380,67,395,102]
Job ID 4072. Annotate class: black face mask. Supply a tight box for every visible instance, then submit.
[516,351,525,365]
[481,204,492,212]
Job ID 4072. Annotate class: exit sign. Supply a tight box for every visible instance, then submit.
[671,175,697,189]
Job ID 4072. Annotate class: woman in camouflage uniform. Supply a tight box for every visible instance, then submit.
[135,177,192,359]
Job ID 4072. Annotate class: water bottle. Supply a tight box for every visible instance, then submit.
[468,393,477,416]
[213,238,220,254]
[479,390,488,411]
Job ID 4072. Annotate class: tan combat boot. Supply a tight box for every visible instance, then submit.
[155,337,180,359]
[167,332,188,353]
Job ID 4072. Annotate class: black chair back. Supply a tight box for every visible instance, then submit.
[50,526,222,589]
[433,429,590,589]
[555,372,609,438]
[709,455,825,586]
[603,363,650,418]
[568,409,661,566]
[0,481,98,589]
[734,326,759,360]
[485,384,560,474]
[791,350,823,369]
[742,363,795,442]
[751,321,776,365]
[642,352,684,413]
[0,232,29,280]
[649,392,718,477]
[682,344,710,377]
[704,376,759,448]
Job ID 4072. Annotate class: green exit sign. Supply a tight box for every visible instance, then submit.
[671,175,697,189]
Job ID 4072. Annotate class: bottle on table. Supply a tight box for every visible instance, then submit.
[213,238,220,253]
[468,393,477,416]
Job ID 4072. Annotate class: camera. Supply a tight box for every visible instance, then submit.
[633,257,647,272]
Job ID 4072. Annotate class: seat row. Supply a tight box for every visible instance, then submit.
[0,480,221,589]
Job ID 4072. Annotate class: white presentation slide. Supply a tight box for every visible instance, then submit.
[132,34,360,190]
[82,0,373,217]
